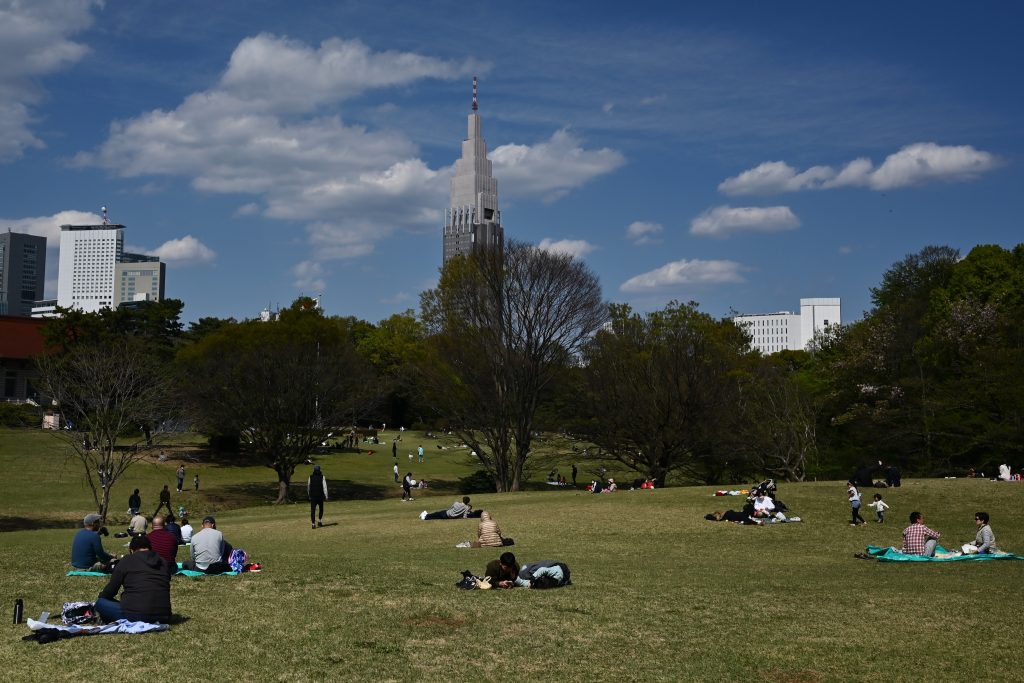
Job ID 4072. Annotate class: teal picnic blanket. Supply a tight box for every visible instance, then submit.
[67,564,238,577]
[866,545,1024,562]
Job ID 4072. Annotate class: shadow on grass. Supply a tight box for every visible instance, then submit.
[0,516,81,532]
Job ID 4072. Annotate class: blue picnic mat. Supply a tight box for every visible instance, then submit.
[866,545,1024,562]
[67,565,238,577]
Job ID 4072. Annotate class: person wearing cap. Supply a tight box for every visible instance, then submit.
[183,516,232,574]
[95,534,173,624]
[486,552,520,588]
[71,513,116,573]
[307,464,328,529]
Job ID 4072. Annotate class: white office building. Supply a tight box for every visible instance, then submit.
[57,224,124,313]
[732,298,841,354]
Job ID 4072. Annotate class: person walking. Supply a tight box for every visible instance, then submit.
[392,440,397,459]
[393,462,399,483]
[417,445,424,464]
[571,464,578,486]
[847,481,867,526]
[176,465,185,493]
[402,473,414,501]
[194,473,200,491]
[308,465,328,529]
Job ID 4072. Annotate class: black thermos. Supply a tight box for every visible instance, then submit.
[14,598,24,624]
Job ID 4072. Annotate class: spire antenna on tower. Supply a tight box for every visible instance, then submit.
[472,76,478,112]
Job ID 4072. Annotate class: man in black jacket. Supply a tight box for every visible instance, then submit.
[94,535,173,624]
[308,464,328,529]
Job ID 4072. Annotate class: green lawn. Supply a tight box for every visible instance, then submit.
[1,428,1022,681]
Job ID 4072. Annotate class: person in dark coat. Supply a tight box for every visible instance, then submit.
[94,534,173,623]
[308,464,328,529]
[154,485,172,516]
[128,489,142,515]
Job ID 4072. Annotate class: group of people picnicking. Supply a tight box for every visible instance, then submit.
[704,479,802,525]
[894,511,1000,558]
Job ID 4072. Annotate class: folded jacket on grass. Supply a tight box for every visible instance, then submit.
[866,545,1024,562]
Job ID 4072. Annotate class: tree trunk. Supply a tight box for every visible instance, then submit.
[275,479,290,504]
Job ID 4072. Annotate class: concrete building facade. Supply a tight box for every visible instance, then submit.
[0,231,46,317]
[443,77,504,263]
[116,253,165,305]
[732,297,841,354]
[57,224,124,313]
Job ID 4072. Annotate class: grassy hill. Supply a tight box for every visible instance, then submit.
[1,428,1023,681]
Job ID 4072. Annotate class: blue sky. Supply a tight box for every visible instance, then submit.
[2,0,1021,325]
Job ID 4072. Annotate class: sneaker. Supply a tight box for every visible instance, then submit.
[317,521,323,527]
[311,523,316,529]
[419,511,427,520]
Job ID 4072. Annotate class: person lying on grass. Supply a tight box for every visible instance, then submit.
[485,552,519,586]
[419,496,483,520]
[507,560,572,589]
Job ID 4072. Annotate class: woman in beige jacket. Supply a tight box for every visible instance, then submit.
[472,511,505,548]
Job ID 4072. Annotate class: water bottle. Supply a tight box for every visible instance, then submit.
[13,598,23,624]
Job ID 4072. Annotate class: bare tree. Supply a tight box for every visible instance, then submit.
[36,338,176,523]
[420,240,607,491]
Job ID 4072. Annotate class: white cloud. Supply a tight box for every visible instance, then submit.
[233,202,261,217]
[719,143,998,195]
[859,142,998,190]
[626,221,663,245]
[0,0,99,161]
[72,35,620,289]
[602,102,614,114]
[491,129,625,202]
[838,245,854,255]
[689,205,799,238]
[292,260,326,292]
[537,238,597,258]
[145,235,216,265]
[621,258,746,292]
[718,161,833,195]
[0,209,102,246]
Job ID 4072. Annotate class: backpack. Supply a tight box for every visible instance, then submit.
[61,601,97,625]
[228,548,249,573]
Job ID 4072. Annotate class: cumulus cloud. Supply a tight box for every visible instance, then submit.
[145,235,216,265]
[537,238,597,258]
[0,209,102,245]
[620,258,746,292]
[73,34,621,290]
[0,0,99,162]
[719,143,998,195]
[626,221,664,245]
[689,205,799,238]
[292,260,326,292]
[491,129,625,202]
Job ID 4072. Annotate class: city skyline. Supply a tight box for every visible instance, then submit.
[1,1,1021,324]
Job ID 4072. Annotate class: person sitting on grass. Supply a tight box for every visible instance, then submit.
[486,552,520,587]
[182,516,232,574]
[94,534,173,624]
[420,496,481,520]
[164,513,183,545]
[179,517,193,544]
[471,511,508,548]
[902,511,941,557]
[128,511,148,537]
[148,515,179,566]
[511,560,572,589]
[968,512,999,554]
[752,493,775,518]
[71,513,116,573]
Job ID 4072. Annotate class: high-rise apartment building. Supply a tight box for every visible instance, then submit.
[0,230,46,317]
[57,223,124,313]
[55,214,166,314]
[443,77,504,263]
[732,298,841,354]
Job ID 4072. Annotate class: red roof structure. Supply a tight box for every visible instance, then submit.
[0,315,47,359]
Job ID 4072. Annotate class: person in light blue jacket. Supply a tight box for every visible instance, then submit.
[512,560,572,589]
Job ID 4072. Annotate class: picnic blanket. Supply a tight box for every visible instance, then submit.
[67,564,239,577]
[866,545,1024,562]
[23,618,167,643]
